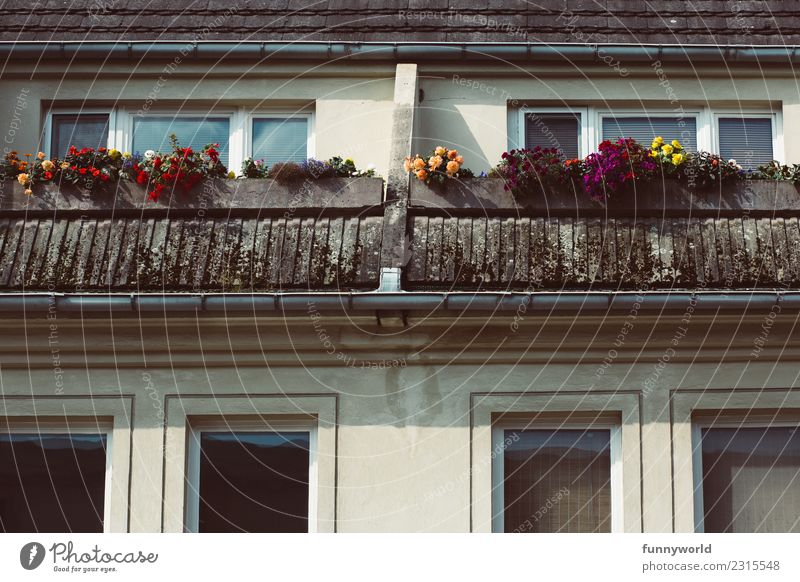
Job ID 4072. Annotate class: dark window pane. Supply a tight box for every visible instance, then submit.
[524,113,580,159]
[602,116,697,151]
[700,426,800,532]
[198,431,309,533]
[50,114,109,159]
[0,433,107,533]
[718,117,773,170]
[503,429,612,533]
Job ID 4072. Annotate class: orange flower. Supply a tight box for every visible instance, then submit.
[24,189,33,196]
[428,155,443,169]
[446,160,460,175]
[37,151,45,160]
[447,149,458,160]
[455,155,464,164]
[434,146,446,156]
[412,157,426,170]
[416,169,428,181]
[403,157,413,172]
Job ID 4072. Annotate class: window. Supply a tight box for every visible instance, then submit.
[49,113,110,158]
[492,422,622,533]
[0,426,111,533]
[717,116,775,169]
[602,114,698,151]
[132,116,231,165]
[523,112,581,158]
[694,421,800,533]
[251,116,310,166]
[186,420,316,533]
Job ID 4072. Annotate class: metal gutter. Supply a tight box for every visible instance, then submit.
[1,42,799,64]
[0,291,795,316]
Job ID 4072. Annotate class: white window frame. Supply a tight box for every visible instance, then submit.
[691,417,798,533]
[247,110,315,163]
[595,107,710,152]
[712,110,783,164]
[43,108,117,159]
[119,106,238,166]
[518,107,589,158]
[185,418,318,533]
[491,420,623,533]
[0,419,113,533]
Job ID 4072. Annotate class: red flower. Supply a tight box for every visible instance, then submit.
[44,171,53,180]
[100,174,109,182]
[136,171,148,185]
[78,168,87,175]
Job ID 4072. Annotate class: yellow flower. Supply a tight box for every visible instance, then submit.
[345,158,354,165]
[671,153,685,165]
[41,160,54,171]
[671,140,682,150]
[37,151,45,160]
[649,150,659,158]
[434,146,446,156]
[60,162,69,169]
[227,171,236,179]
[651,140,661,150]
[24,189,33,196]
[109,148,121,159]
[17,173,29,185]
[653,136,664,145]
[122,152,132,159]
[661,144,673,155]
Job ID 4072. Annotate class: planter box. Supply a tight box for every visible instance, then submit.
[0,177,385,211]
[410,177,800,213]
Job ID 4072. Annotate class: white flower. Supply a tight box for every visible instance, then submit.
[728,159,737,165]
[144,150,156,160]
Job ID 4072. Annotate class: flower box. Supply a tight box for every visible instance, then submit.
[409,177,800,213]
[0,177,385,211]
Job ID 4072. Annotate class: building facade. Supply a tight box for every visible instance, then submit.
[0,1,799,533]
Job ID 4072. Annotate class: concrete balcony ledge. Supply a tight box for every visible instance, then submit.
[0,177,385,213]
[410,177,800,215]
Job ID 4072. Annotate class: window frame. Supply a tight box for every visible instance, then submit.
[44,108,116,159]
[691,417,798,533]
[595,107,710,152]
[185,417,318,533]
[247,110,315,164]
[119,107,239,167]
[0,418,114,533]
[518,106,589,158]
[490,419,623,533]
[712,110,782,165]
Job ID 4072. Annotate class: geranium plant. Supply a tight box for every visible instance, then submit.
[404,146,466,184]
[126,134,227,202]
[57,146,123,192]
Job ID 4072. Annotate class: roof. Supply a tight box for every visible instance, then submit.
[1,1,797,45]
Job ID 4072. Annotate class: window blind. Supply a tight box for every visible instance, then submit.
[602,116,697,151]
[50,114,109,158]
[525,113,581,159]
[718,117,774,169]
[132,117,230,165]
[700,426,800,533]
[503,429,612,533]
[251,118,308,166]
